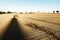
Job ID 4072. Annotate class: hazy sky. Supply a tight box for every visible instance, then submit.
[0,0,60,12]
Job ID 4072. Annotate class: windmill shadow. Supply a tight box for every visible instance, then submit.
[1,17,25,40]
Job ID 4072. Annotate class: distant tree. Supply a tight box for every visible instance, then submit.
[29,12,32,14]
[25,12,27,14]
[56,10,59,13]
[0,11,5,14]
[0,11,2,14]
[7,11,12,14]
[2,12,5,14]
[20,12,23,14]
[53,11,55,13]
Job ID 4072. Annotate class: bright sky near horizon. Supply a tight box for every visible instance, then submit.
[0,0,60,12]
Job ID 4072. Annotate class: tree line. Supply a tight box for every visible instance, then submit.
[0,11,12,14]
[53,10,59,13]
[0,10,60,14]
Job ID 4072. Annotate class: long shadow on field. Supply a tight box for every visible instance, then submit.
[1,17,25,40]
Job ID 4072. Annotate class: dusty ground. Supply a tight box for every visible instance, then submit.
[0,13,60,40]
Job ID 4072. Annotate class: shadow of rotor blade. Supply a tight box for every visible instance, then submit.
[1,17,25,40]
